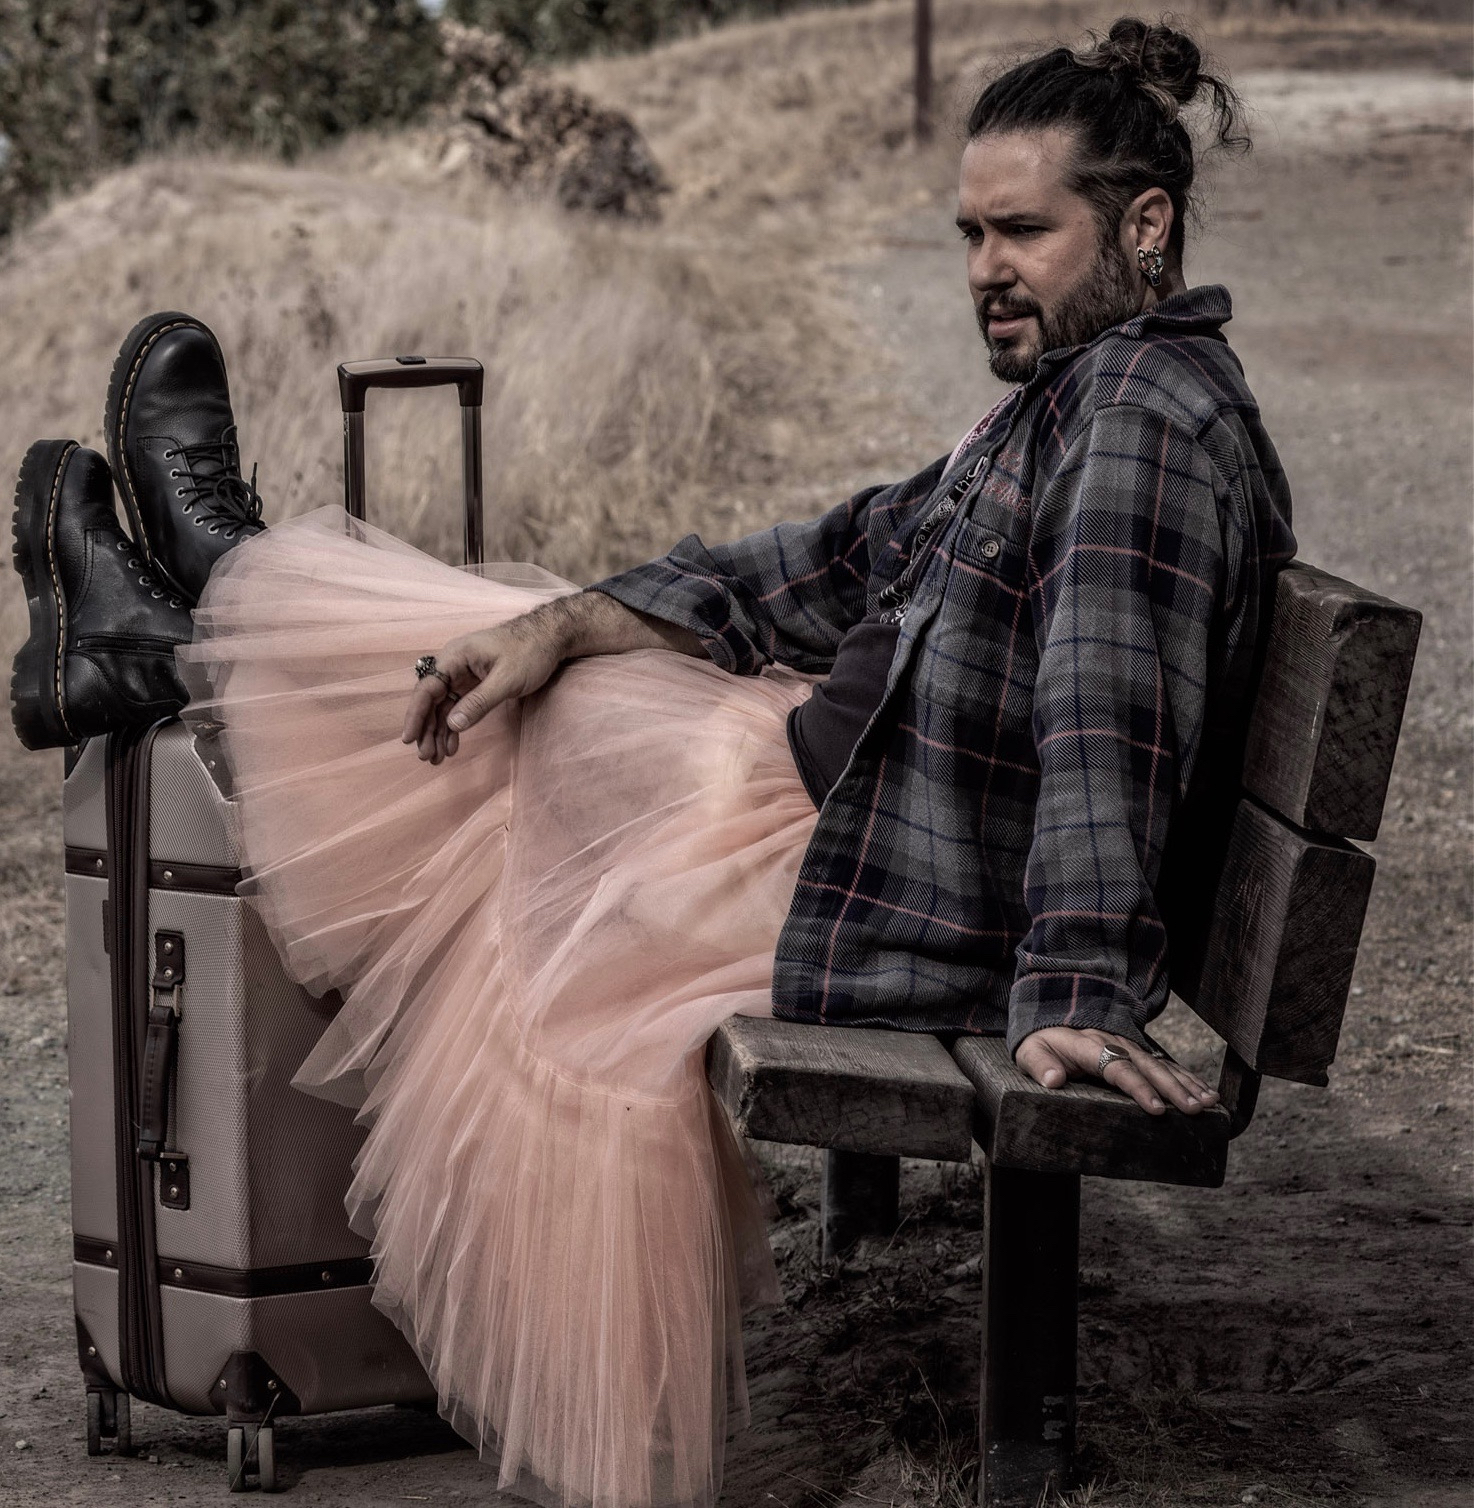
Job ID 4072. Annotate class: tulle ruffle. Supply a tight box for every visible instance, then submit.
[175,506,820,1508]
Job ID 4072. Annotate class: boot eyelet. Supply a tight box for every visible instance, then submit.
[224,529,238,540]
[127,557,139,568]
[207,524,220,534]
[182,504,193,515]
[163,449,176,460]
[150,589,164,599]
[169,469,180,479]
[176,489,187,498]
[116,541,127,552]
[194,517,205,527]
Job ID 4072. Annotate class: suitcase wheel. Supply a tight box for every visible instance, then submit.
[85,1388,129,1456]
[227,1423,277,1493]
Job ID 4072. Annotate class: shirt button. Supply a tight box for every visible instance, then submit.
[981,539,1001,560]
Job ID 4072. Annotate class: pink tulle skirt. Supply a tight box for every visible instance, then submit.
[174,506,822,1508]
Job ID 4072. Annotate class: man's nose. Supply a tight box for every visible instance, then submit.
[968,242,1015,298]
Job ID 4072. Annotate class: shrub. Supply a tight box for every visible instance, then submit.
[0,1,443,235]
[443,0,865,60]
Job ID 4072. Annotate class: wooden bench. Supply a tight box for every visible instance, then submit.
[704,561,1421,1507]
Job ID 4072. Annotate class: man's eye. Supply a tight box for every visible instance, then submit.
[958,226,983,244]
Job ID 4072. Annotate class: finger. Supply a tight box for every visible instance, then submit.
[1139,1037,1218,1104]
[402,644,473,744]
[446,664,525,732]
[1124,1054,1215,1114]
[418,716,438,762]
[1101,1058,1167,1114]
[1016,1035,1072,1091]
[402,679,443,745]
[1162,1059,1218,1107]
[1135,1055,1212,1113]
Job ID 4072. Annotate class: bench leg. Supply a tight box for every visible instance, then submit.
[979,1166,1080,1507]
[820,1149,900,1261]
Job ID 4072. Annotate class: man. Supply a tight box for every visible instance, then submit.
[13,17,1294,1120]
[401,17,1296,1114]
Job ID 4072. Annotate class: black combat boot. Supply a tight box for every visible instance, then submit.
[9,441,194,750]
[104,310,265,605]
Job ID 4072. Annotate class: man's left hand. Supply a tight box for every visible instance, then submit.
[1015,1027,1219,1115]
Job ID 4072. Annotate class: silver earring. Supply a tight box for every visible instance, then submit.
[1137,245,1165,288]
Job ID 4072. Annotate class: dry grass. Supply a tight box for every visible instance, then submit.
[0,134,858,692]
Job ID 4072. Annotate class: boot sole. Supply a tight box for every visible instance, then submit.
[10,440,79,750]
[104,310,228,605]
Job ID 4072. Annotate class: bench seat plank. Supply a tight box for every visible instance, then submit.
[705,1016,975,1161]
[952,1037,1229,1188]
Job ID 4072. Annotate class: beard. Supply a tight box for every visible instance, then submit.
[977,234,1140,384]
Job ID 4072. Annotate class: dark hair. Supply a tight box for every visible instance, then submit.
[964,16,1249,260]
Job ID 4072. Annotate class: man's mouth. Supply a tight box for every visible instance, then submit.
[985,309,1034,337]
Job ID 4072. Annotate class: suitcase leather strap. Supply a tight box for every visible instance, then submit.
[104,720,175,1409]
[136,932,185,1161]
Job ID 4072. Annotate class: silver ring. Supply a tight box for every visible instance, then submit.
[1096,1044,1132,1075]
[414,655,455,695]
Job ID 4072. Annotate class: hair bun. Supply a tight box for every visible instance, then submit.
[1076,16,1202,121]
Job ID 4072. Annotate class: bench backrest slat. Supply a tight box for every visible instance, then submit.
[1241,563,1421,842]
[1177,562,1420,1086]
[1186,800,1375,1086]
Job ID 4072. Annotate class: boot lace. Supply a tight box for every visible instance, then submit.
[164,423,264,539]
[114,538,185,609]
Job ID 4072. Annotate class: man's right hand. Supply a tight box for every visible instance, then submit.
[400,590,704,764]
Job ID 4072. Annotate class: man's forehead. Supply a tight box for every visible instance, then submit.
[957,128,1078,217]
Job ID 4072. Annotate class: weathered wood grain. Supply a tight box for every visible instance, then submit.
[704,1015,975,1160]
[952,1037,1229,1188]
[1243,563,1421,840]
[1191,798,1375,1086]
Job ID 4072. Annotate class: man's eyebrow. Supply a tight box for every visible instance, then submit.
[957,209,1048,228]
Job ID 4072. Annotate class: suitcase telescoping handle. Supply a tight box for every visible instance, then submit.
[337,356,486,568]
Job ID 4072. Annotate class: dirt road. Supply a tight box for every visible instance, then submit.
[1,7,1470,1506]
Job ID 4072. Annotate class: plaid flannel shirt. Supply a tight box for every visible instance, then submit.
[590,284,1297,1053]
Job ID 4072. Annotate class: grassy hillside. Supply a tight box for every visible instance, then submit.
[0,146,859,672]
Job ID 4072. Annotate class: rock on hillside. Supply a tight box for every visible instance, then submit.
[438,20,670,220]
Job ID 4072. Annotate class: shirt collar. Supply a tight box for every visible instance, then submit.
[945,284,1234,472]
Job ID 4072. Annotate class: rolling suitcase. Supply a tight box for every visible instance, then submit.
[65,356,486,1491]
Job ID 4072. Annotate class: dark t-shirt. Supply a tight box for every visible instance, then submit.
[785,611,901,808]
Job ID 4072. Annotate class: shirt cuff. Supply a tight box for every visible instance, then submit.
[1006,973,1155,1059]
[585,566,756,675]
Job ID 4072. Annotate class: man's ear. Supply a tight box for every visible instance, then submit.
[1121,186,1175,256]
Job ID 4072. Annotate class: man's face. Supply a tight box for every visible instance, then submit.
[957,128,1141,384]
